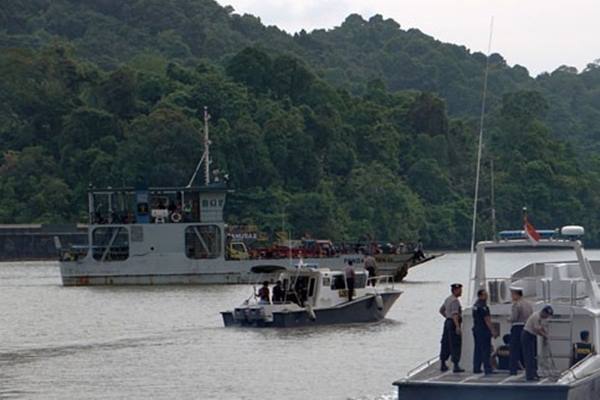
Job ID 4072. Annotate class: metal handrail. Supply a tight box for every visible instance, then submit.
[367,274,395,289]
[404,356,439,379]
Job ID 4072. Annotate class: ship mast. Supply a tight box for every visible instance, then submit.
[203,106,211,186]
[468,17,494,302]
[490,159,497,241]
[187,106,212,187]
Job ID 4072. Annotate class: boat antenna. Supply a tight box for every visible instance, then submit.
[491,158,497,241]
[468,17,494,301]
[187,106,212,187]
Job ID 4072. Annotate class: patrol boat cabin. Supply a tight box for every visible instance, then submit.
[221,266,402,328]
[395,226,600,400]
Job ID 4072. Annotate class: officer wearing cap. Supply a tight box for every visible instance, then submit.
[522,305,553,381]
[508,286,533,375]
[439,283,465,373]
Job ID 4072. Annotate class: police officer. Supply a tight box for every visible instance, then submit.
[508,286,533,375]
[493,334,511,370]
[522,305,553,381]
[572,330,595,366]
[439,283,465,373]
[472,289,496,374]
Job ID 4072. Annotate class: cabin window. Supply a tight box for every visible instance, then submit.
[92,227,129,261]
[331,274,346,290]
[185,225,221,259]
[322,277,331,287]
[330,273,366,289]
[354,274,367,289]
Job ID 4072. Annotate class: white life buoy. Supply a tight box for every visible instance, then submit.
[171,212,182,223]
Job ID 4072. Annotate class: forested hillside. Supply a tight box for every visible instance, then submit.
[1,0,600,247]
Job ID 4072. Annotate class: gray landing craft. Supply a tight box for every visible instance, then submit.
[55,108,437,286]
[395,226,600,400]
[221,266,402,327]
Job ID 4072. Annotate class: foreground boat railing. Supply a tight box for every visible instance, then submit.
[485,276,588,306]
[402,356,439,381]
[368,275,395,289]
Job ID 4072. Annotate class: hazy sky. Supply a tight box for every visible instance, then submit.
[219,0,600,76]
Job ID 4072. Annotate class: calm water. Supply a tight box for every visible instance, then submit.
[1,249,596,399]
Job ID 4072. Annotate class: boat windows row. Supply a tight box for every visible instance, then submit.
[89,225,222,261]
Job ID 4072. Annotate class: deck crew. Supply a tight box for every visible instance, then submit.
[365,255,378,286]
[572,330,595,366]
[272,280,285,304]
[508,286,533,375]
[412,240,425,263]
[439,283,465,373]
[257,281,271,304]
[344,261,356,301]
[522,305,553,381]
[472,289,496,375]
[493,334,511,370]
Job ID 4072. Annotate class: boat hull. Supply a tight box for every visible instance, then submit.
[222,291,401,328]
[395,382,570,400]
[59,253,433,286]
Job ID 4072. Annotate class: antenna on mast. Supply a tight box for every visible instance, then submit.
[187,106,212,187]
[468,17,494,301]
[491,158,497,241]
[203,106,211,186]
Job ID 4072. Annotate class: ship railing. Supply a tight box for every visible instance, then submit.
[368,275,395,289]
[403,356,439,381]
[541,279,587,305]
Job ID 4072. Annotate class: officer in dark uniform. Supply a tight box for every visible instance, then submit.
[493,334,511,370]
[572,330,595,366]
[472,289,496,374]
[439,283,465,373]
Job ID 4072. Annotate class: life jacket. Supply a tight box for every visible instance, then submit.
[574,342,594,363]
[496,345,510,370]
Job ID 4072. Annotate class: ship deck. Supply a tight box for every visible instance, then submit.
[394,362,574,400]
[403,361,560,386]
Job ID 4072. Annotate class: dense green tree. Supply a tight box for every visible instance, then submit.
[1,1,600,247]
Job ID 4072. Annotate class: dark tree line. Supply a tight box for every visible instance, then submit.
[2,0,600,247]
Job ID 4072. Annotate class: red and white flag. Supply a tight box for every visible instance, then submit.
[524,216,541,243]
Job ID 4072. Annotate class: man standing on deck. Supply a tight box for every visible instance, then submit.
[522,305,553,381]
[472,289,497,375]
[364,254,378,286]
[344,261,356,301]
[508,286,534,375]
[439,283,465,373]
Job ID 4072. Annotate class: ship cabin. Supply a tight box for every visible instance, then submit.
[62,184,229,262]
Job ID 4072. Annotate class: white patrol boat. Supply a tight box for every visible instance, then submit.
[56,108,419,286]
[221,266,402,327]
[395,226,600,400]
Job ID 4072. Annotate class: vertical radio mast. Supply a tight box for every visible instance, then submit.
[203,106,211,186]
[187,106,212,187]
[468,17,494,301]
